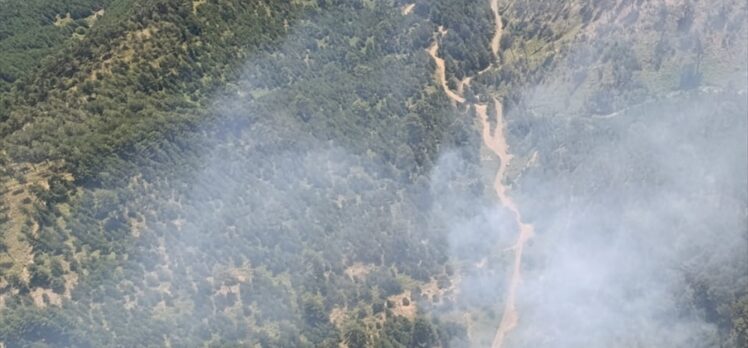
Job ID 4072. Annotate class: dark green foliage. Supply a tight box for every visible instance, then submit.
[0,307,90,348]
[410,318,436,348]
[0,0,114,92]
[0,0,481,345]
[430,0,494,78]
[1,0,743,346]
[345,324,368,348]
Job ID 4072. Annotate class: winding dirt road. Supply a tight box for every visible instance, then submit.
[426,1,533,347]
[426,27,465,104]
[479,101,534,348]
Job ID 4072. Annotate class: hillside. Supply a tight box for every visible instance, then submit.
[0,0,746,347]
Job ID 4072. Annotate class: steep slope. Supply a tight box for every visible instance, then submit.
[0,0,115,93]
[468,0,748,346]
[0,0,487,346]
[427,0,747,346]
[0,0,745,347]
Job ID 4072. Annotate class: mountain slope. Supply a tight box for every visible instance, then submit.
[0,0,746,347]
[1,0,485,346]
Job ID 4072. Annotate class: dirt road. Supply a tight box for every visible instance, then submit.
[426,28,466,104]
[478,101,534,348]
[425,1,533,347]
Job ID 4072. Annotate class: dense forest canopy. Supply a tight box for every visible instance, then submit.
[0,0,746,347]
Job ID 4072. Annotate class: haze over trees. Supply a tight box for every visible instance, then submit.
[0,0,746,347]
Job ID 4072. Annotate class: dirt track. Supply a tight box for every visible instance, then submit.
[425,1,533,347]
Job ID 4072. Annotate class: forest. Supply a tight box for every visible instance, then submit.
[0,0,746,347]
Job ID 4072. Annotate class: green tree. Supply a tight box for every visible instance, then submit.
[344,324,368,348]
[410,318,435,348]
